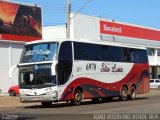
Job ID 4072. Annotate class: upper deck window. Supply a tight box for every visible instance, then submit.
[74,42,148,63]
[20,42,58,63]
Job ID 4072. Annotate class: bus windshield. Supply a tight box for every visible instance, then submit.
[20,42,58,63]
[19,65,56,88]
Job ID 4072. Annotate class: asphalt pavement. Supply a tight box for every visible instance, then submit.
[0,89,160,120]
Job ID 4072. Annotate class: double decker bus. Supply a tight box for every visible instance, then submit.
[15,39,149,107]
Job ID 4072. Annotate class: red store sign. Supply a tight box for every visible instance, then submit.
[100,20,160,41]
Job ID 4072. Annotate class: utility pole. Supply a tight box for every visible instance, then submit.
[66,0,71,39]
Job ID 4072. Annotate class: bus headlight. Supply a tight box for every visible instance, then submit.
[45,90,57,96]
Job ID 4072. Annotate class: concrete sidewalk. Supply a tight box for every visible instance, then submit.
[137,89,160,97]
[0,95,40,107]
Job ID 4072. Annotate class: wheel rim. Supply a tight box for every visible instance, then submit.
[75,92,81,102]
[132,91,136,97]
[122,90,127,99]
[121,87,128,100]
[131,88,136,99]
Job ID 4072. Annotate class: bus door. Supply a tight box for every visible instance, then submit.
[56,41,73,100]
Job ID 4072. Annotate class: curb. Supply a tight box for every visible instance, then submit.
[0,94,9,97]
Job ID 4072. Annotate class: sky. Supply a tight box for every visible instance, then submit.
[13,0,160,29]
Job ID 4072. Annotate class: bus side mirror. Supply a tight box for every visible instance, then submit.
[9,65,18,79]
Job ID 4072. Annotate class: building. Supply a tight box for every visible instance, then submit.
[1,4,160,94]
[43,13,160,79]
[0,1,42,93]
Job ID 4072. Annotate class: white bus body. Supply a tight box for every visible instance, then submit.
[16,39,149,107]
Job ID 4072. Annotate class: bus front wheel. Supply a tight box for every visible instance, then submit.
[70,90,82,106]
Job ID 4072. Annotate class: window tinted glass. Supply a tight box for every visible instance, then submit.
[58,41,72,60]
[20,42,57,63]
[123,48,130,62]
[74,42,148,63]
[74,42,123,61]
[101,45,124,62]
[19,65,56,89]
[57,41,73,85]
[74,42,98,61]
[129,49,148,63]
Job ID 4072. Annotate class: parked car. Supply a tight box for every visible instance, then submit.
[8,85,19,96]
[150,79,160,89]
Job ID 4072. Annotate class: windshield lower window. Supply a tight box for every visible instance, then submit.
[19,65,56,88]
[20,42,58,63]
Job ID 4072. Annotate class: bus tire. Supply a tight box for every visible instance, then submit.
[41,102,52,108]
[129,86,136,100]
[92,98,100,104]
[70,90,82,106]
[120,86,128,101]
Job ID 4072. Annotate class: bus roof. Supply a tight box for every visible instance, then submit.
[25,39,147,50]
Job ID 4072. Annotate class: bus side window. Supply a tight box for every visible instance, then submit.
[57,42,73,85]
[129,49,140,63]
[123,48,130,62]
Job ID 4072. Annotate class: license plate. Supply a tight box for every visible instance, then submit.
[32,97,39,101]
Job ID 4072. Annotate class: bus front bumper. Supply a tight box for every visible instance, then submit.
[20,94,58,103]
